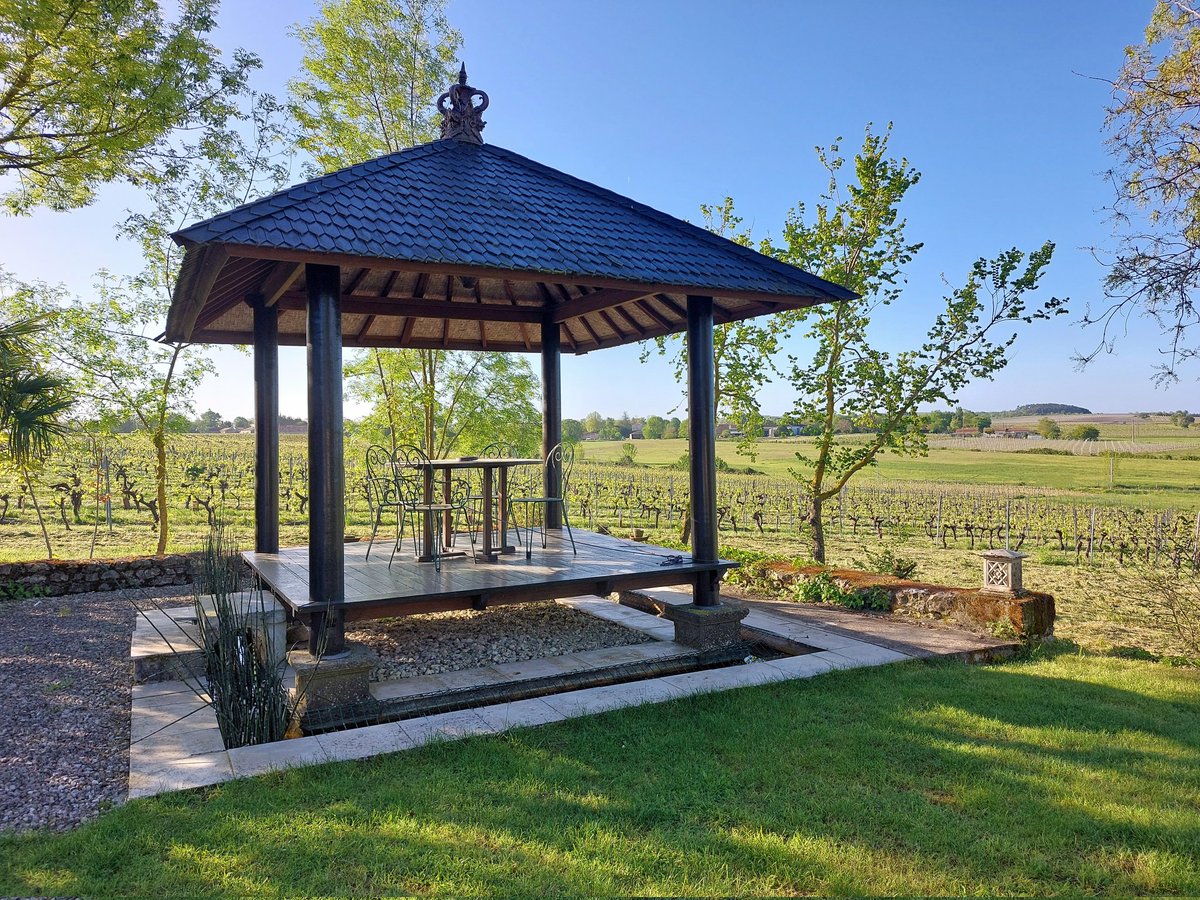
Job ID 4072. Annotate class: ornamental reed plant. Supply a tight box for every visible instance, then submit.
[190,525,293,748]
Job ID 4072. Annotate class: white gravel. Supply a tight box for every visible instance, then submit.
[0,585,190,833]
[349,600,655,680]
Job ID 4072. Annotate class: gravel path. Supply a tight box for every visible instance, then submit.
[349,601,654,680]
[0,586,190,833]
[0,589,651,832]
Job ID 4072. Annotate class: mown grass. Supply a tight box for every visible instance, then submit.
[1,649,1197,897]
[582,437,1200,507]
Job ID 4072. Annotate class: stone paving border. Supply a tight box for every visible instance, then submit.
[128,593,925,798]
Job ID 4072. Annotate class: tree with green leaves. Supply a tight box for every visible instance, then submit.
[583,411,604,435]
[1085,1,1200,382]
[289,0,461,172]
[767,126,1066,562]
[1066,425,1101,441]
[23,94,294,554]
[289,0,528,461]
[561,419,585,444]
[0,0,257,213]
[0,314,69,464]
[651,197,785,454]
[1037,417,1062,439]
[345,349,539,457]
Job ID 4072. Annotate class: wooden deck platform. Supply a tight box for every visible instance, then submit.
[244,529,734,623]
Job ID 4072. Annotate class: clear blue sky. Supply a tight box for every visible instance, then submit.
[0,0,1185,421]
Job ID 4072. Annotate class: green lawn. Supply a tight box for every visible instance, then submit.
[582,438,1200,508]
[3,650,1197,896]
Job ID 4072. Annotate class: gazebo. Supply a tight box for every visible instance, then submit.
[165,67,854,661]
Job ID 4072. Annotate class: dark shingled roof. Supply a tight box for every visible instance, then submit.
[166,139,855,352]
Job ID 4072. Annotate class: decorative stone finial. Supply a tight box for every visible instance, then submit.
[436,63,488,144]
[980,548,1027,596]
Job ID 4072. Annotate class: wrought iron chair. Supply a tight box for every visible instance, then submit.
[364,445,405,561]
[392,445,477,571]
[508,442,577,560]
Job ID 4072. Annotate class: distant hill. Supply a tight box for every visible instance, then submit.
[1003,403,1092,417]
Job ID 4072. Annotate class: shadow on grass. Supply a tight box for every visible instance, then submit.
[2,647,1198,896]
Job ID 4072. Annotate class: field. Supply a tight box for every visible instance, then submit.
[3,429,1200,656]
[582,434,1200,508]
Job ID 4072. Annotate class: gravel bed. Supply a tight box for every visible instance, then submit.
[348,601,655,680]
[0,585,191,834]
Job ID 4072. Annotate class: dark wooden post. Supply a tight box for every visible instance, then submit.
[251,294,279,555]
[306,264,345,655]
[541,319,562,527]
[686,295,719,606]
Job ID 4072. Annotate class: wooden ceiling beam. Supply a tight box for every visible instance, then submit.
[536,282,557,307]
[550,287,649,323]
[655,293,688,318]
[597,308,628,341]
[258,262,303,307]
[225,243,851,308]
[577,313,603,345]
[635,298,673,330]
[345,266,370,295]
[275,292,544,323]
[190,329,532,353]
[355,315,377,340]
[613,304,648,337]
[559,319,579,350]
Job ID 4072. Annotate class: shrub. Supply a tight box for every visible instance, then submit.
[854,545,918,580]
[0,581,50,601]
[796,572,891,611]
[1118,563,1200,658]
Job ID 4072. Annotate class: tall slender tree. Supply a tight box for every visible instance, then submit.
[345,349,540,456]
[650,198,785,454]
[289,0,461,170]
[291,0,541,458]
[24,95,295,554]
[768,127,1066,562]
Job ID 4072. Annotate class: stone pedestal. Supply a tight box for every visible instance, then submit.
[980,549,1027,595]
[663,602,748,650]
[288,642,378,726]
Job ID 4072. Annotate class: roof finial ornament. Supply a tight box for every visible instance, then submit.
[437,63,488,144]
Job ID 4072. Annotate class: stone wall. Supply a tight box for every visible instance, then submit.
[0,554,194,597]
[735,562,1055,639]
